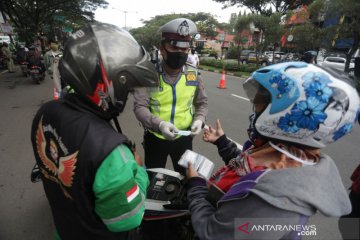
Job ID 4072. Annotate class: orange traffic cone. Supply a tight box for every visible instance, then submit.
[217,70,226,89]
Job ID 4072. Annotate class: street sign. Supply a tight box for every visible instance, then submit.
[0,23,13,34]
[54,15,65,22]
[218,33,224,41]
[63,26,73,33]
[287,34,294,42]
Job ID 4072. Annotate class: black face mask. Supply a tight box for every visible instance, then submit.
[164,49,188,69]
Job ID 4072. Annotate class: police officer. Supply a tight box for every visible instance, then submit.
[30,23,158,240]
[44,41,62,75]
[133,18,208,174]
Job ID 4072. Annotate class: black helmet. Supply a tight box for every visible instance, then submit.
[59,22,158,113]
[302,50,317,63]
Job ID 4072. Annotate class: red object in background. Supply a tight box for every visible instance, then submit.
[217,71,226,89]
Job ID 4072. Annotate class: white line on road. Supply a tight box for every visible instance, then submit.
[0,70,9,75]
[231,93,250,101]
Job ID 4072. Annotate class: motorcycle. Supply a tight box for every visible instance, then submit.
[19,60,29,77]
[29,64,45,84]
[141,168,197,240]
[31,166,197,239]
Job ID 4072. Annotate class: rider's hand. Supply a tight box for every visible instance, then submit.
[186,162,199,178]
[203,119,225,143]
[159,121,178,140]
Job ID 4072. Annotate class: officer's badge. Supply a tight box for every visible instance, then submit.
[186,72,196,81]
[177,20,190,36]
[186,72,198,86]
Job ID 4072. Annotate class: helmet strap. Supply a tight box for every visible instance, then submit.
[112,117,122,133]
[268,141,316,166]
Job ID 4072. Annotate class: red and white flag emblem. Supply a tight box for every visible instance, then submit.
[126,184,139,202]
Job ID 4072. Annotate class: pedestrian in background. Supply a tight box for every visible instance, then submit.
[1,42,15,73]
[187,48,199,67]
[44,41,62,75]
[134,18,208,174]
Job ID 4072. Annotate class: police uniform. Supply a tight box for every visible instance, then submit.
[133,18,208,175]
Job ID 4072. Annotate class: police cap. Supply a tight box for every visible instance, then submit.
[159,18,197,48]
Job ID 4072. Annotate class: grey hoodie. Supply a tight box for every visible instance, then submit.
[187,154,351,240]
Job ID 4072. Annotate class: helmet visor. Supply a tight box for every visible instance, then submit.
[243,77,271,104]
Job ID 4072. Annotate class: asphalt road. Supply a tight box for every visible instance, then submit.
[0,67,359,239]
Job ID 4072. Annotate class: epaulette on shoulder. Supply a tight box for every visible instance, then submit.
[185,61,198,69]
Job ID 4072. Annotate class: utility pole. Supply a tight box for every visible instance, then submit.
[111,7,138,30]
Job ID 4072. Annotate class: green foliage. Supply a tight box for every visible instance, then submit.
[321,0,360,71]
[213,0,314,15]
[226,46,239,59]
[200,48,218,57]
[234,13,285,53]
[0,0,108,44]
[200,58,259,72]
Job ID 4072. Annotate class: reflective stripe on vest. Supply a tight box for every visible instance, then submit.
[149,69,198,139]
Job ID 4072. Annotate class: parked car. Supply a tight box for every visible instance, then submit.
[283,53,301,62]
[239,50,252,64]
[245,52,268,65]
[321,56,355,78]
[266,51,286,63]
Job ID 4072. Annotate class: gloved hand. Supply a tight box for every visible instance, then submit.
[191,119,203,136]
[159,121,178,140]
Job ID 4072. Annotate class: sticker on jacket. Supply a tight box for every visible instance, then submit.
[126,184,140,202]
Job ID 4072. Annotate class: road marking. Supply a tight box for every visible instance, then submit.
[231,93,250,101]
[204,124,243,150]
[0,70,9,75]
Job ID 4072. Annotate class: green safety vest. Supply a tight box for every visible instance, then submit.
[149,67,199,139]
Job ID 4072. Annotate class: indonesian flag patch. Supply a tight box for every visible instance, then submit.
[126,184,140,203]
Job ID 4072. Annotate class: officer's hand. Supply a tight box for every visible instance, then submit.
[159,121,178,140]
[191,120,203,136]
[203,119,224,143]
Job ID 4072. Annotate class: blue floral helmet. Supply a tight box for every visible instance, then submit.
[243,62,360,148]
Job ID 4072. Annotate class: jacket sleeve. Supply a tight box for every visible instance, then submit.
[193,74,208,123]
[133,87,162,132]
[187,181,304,240]
[214,134,242,164]
[93,144,149,232]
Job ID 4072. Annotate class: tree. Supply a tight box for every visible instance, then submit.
[234,13,285,64]
[130,13,220,50]
[321,0,360,72]
[228,13,238,34]
[213,0,314,15]
[0,0,108,44]
[282,2,326,53]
